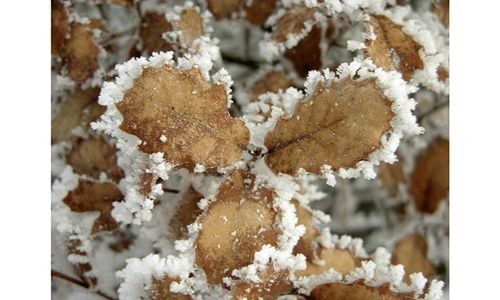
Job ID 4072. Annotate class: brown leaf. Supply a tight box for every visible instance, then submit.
[293,201,320,261]
[408,137,449,213]
[365,15,424,82]
[195,171,279,284]
[116,65,249,171]
[232,267,293,300]
[433,0,449,28]
[250,70,293,102]
[68,238,98,287]
[295,248,359,277]
[52,88,104,143]
[285,25,322,78]
[177,8,205,46]
[169,187,204,239]
[63,179,123,234]
[271,5,317,44]
[207,0,241,20]
[244,0,278,25]
[51,0,68,55]
[265,78,394,175]
[392,234,435,284]
[310,281,413,300]
[378,156,405,197]
[150,276,191,300]
[61,22,102,83]
[437,66,449,82]
[66,137,124,182]
[139,12,174,55]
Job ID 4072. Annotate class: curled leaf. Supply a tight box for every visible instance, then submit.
[195,171,279,284]
[116,64,249,171]
[365,15,424,81]
[66,137,124,182]
[63,179,123,234]
[265,77,394,175]
[392,234,436,284]
[408,137,449,213]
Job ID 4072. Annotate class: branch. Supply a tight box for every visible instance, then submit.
[51,270,117,300]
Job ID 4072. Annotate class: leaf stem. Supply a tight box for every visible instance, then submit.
[51,269,116,300]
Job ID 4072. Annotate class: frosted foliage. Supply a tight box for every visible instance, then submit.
[51,0,448,299]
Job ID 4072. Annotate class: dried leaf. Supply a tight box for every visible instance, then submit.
[169,187,203,239]
[150,276,191,300]
[207,0,241,20]
[391,234,435,284]
[244,0,278,25]
[271,5,317,44]
[293,201,320,260]
[68,238,98,287]
[433,0,449,28]
[265,78,394,175]
[295,248,359,277]
[285,25,322,77]
[378,157,405,197]
[66,137,124,182]
[61,22,102,83]
[437,66,449,82]
[310,281,412,300]
[250,70,293,102]
[232,267,292,300]
[63,179,123,234]
[177,8,204,46]
[116,65,249,170]
[408,137,449,213]
[140,12,173,55]
[365,15,424,82]
[195,171,279,284]
[52,88,104,143]
[51,0,68,55]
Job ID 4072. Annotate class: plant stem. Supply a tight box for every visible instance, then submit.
[51,270,116,300]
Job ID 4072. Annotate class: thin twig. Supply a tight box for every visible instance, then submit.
[417,100,449,123]
[221,52,262,69]
[164,188,180,193]
[51,270,117,300]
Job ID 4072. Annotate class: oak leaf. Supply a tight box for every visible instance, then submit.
[244,0,278,25]
[265,78,394,175]
[378,156,405,197]
[285,25,322,77]
[271,5,317,44]
[310,281,413,300]
[293,201,320,261]
[207,0,241,20]
[51,0,68,55]
[408,137,449,213]
[232,267,293,300]
[68,238,98,287]
[150,276,191,300]
[63,179,123,234]
[195,171,279,284]
[177,8,205,47]
[168,187,203,239]
[391,234,436,284]
[295,248,359,277]
[365,15,424,82]
[116,65,249,171]
[250,70,293,103]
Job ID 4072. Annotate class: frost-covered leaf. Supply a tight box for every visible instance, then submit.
[63,179,123,234]
[207,0,241,20]
[232,267,292,300]
[176,8,205,46]
[116,64,249,171]
[310,281,411,300]
[150,276,191,300]
[244,0,278,25]
[66,137,124,182]
[195,171,279,284]
[271,5,317,44]
[139,12,173,55]
[51,0,68,55]
[293,201,320,261]
[249,70,293,103]
[378,157,404,197]
[52,88,104,143]
[67,238,98,287]
[265,78,394,175]
[392,234,435,284]
[408,137,449,213]
[285,25,322,78]
[296,248,359,277]
[365,15,424,82]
